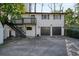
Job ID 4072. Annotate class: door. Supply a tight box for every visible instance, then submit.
[52,27,61,35]
[41,27,50,35]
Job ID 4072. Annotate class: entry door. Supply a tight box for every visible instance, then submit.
[41,27,50,35]
[52,27,61,35]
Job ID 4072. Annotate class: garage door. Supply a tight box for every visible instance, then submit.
[52,27,61,35]
[41,27,50,35]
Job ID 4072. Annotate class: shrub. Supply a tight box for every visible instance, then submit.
[65,28,79,39]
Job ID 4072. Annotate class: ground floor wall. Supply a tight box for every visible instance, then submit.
[4,25,10,39]
[25,25,36,36]
[4,25,16,39]
[3,24,64,38]
[15,25,36,37]
[24,25,64,37]
[0,22,3,44]
[10,29,16,37]
[36,26,64,36]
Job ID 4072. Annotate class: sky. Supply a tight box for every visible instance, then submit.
[31,3,76,12]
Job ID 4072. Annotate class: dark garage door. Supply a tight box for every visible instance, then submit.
[52,27,61,35]
[41,27,50,35]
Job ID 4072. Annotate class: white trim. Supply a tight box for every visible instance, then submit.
[50,26,52,36]
[61,27,64,36]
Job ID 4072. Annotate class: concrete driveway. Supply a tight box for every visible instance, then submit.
[0,36,79,56]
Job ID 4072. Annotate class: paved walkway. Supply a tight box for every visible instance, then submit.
[0,36,79,56]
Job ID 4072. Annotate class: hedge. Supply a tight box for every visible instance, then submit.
[65,28,79,39]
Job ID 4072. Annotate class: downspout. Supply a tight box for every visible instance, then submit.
[35,18,37,36]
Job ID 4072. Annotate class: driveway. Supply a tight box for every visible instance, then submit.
[0,36,79,56]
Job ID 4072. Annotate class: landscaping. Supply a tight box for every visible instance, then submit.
[65,27,79,39]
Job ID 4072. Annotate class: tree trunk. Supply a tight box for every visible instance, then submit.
[60,3,63,12]
[54,3,55,12]
[34,3,36,12]
[29,3,31,12]
[41,3,43,12]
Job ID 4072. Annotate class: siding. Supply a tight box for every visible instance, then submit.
[35,14,64,36]
[0,22,3,44]
[26,25,35,36]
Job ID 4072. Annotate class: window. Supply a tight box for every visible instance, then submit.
[31,15,35,18]
[42,14,49,19]
[26,27,32,30]
[53,14,61,19]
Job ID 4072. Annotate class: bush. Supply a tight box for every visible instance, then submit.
[65,28,79,39]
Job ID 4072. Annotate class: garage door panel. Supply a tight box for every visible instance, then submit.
[52,27,61,35]
[41,27,50,35]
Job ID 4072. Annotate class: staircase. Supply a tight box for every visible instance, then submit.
[6,22,26,38]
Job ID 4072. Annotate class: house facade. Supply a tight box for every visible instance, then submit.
[0,22,3,44]
[12,12,65,37]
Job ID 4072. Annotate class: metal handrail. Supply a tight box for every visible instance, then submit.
[14,17,36,24]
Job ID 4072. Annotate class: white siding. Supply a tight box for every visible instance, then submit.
[35,14,64,36]
[4,25,16,39]
[61,27,64,36]
[36,14,64,27]
[22,14,64,36]
[0,22,3,44]
[4,25,10,39]
[36,25,40,36]
[26,25,35,36]
[11,29,16,37]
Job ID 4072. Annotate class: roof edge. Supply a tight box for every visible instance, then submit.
[22,12,67,14]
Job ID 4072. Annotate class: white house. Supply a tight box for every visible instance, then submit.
[0,22,3,44]
[12,12,65,37]
[4,25,15,39]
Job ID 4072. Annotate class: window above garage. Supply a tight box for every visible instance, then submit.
[53,14,61,20]
[41,14,49,19]
[26,27,32,30]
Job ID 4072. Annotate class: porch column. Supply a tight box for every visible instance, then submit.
[61,27,64,36]
[50,25,52,36]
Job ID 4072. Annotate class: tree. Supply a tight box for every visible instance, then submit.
[65,8,74,27]
[48,3,53,12]
[74,3,79,25]
[34,3,36,12]
[0,3,25,25]
[75,3,79,13]
[59,3,64,12]
[41,3,44,12]
[29,3,31,12]
[51,3,63,13]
